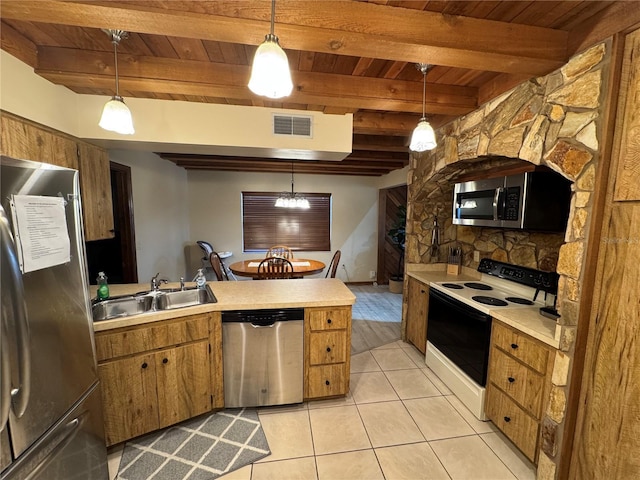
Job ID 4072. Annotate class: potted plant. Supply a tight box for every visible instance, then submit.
[387,205,406,294]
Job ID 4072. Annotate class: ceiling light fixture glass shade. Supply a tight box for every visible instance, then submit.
[99,96,134,135]
[99,29,134,135]
[409,118,437,151]
[410,63,436,152]
[248,0,293,99]
[275,163,310,209]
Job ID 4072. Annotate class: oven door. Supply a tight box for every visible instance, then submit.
[427,288,492,386]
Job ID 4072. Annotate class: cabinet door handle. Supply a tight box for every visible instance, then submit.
[141,362,148,369]
[162,358,168,364]
[327,318,332,324]
[508,377,515,383]
[326,347,331,352]
[421,289,425,293]
[510,343,519,349]
[325,380,330,386]
[504,416,511,423]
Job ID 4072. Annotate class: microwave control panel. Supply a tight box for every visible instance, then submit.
[503,187,521,221]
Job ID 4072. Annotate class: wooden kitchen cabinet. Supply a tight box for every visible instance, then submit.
[485,321,555,463]
[304,306,352,400]
[406,276,429,354]
[0,111,114,241]
[77,142,115,240]
[95,313,219,446]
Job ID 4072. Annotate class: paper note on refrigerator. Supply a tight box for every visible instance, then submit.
[11,194,71,273]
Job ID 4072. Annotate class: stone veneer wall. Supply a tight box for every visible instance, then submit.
[404,42,611,479]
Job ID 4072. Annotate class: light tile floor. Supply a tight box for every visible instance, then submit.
[108,341,536,480]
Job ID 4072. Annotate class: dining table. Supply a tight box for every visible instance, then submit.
[228,258,326,279]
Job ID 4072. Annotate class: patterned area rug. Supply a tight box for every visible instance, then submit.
[117,408,270,480]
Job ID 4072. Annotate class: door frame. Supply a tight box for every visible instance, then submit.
[110,161,138,283]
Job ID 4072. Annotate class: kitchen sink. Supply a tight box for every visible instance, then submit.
[155,285,217,310]
[92,295,154,321]
[92,285,217,321]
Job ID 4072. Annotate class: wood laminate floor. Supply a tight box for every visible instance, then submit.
[348,284,402,355]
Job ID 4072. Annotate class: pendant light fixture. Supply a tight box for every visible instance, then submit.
[99,29,135,135]
[248,0,293,99]
[409,63,437,152]
[275,163,310,209]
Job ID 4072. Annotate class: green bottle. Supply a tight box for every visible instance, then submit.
[97,271,109,300]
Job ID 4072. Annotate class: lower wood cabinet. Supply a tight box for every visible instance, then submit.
[95,312,221,446]
[406,276,429,354]
[304,306,352,400]
[485,321,555,463]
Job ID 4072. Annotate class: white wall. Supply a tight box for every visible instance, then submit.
[109,150,190,282]
[187,170,380,282]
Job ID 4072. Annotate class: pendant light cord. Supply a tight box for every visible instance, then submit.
[270,0,276,36]
[421,67,426,119]
[113,38,120,97]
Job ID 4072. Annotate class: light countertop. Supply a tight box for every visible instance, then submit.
[93,278,356,332]
[407,263,561,348]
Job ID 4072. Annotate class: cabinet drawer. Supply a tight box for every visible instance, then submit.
[307,307,350,331]
[96,314,211,362]
[307,364,347,398]
[492,322,549,374]
[486,385,539,462]
[489,347,545,418]
[309,331,347,365]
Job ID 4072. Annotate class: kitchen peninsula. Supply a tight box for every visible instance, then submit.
[93,278,355,446]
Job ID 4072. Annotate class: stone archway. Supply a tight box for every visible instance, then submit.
[405,41,611,476]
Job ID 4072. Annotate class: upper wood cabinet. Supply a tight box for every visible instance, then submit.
[0,111,114,241]
[77,143,114,240]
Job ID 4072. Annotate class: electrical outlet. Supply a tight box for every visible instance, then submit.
[473,251,480,262]
[369,270,376,279]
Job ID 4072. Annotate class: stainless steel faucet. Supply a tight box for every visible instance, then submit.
[151,272,169,291]
[180,277,185,291]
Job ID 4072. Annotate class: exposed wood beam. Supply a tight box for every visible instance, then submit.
[353,111,421,136]
[35,46,478,115]
[478,73,531,106]
[1,0,568,75]
[0,20,37,66]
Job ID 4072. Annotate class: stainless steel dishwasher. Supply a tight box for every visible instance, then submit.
[222,308,304,408]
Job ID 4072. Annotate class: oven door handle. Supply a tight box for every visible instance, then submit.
[429,288,491,323]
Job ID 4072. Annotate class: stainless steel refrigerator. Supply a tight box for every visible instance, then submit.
[1,156,108,479]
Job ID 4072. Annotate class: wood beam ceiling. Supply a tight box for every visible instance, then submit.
[1,0,568,76]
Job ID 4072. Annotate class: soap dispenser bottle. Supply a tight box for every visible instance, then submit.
[97,271,109,300]
[194,268,207,289]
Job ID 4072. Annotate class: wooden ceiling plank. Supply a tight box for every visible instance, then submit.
[0,21,37,67]
[567,2,640,55]
[477,73,531,106]
[384,61,409,79]
[166,36,209,61]
[139,33,179,59]
[1,1,568,75]
[297,50,316,72]
[353,111,421,136]
[352,57,375,76]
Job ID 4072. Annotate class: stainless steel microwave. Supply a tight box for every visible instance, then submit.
[452,170,571,231]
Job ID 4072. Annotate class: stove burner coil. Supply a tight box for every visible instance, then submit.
[441,283,464,289]
[472,296,508,306]
[464,282,493,291]
[505,297,534,305]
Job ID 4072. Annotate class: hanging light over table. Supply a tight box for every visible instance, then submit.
[99,29,135,135]
[275,163,310,209]
[409,63,437,152]
[248,0,293,99]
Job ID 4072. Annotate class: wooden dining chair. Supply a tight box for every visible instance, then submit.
[209,252,229,281]
[257,257,294,279]
[325,250,341,278]
[266,245,294,259]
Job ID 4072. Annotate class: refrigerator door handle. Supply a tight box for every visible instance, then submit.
[0,205,31,419]
[1,324,11,430]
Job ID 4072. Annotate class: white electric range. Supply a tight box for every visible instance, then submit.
[425,259,559,420]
